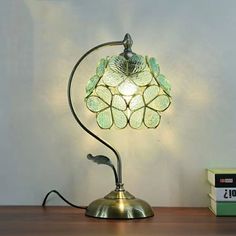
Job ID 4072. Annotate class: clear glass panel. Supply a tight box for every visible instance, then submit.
[132,71,153,86]
[96,108,113,129]
[96,58,107,77]
[129,95,144,111]
[112,108,127,129]
[129,108,144,129]
[156,74,171,95]
[143,85,159,104]
[112,95,127,111]
[108,55,146,76]
[128,54,146,75]
[144,108,160,128]
[109,56,127,74]
[102,69,124,87]
[86,96,107,112]
[85,75,100,97]
[148,95,171,111]
[118,79,138,96]
[95,85,112,104]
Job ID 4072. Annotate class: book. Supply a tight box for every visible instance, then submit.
[210,186,236,201]
[209,197,236,216]
[209,186,236,202]
[207,169,236,187]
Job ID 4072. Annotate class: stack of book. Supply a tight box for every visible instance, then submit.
[207,168,236,216]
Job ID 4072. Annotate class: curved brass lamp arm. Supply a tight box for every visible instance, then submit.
[67,34,133,186]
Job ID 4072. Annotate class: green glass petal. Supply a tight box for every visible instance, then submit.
[147,57,160,78]
[96,108,113,129]
[148,95,171,112]
[102,69,124,87]
[112,95,127,111]
[129,108,144,129]
[156,74,171,95]
[132,71,153,86]
[85,75,100,97]
[86,96,107,112]
[112,108,127,129]
[96,58,107,77]
[95,85,112,104]
[143,85,159,104]
[129,95,144,111]
[144,108,160,128]
[118,79,138,96]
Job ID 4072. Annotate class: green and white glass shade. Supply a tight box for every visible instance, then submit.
[85,54,171,129]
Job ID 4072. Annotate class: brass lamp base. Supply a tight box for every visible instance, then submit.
[85,188,154,219]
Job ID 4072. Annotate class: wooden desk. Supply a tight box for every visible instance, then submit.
[0,207,236,236]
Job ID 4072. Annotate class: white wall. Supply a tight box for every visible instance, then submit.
[1,0,236,207]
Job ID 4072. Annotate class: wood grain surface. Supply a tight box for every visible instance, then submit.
[0,207,236,236]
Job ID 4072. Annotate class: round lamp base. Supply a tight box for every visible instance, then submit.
[85,189,154,219]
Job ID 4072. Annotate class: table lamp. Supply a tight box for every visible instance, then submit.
[67,33,171,219]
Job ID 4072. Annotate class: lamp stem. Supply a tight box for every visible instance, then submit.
[68,35,132,186]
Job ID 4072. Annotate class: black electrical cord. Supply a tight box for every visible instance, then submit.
[42,190,87,210]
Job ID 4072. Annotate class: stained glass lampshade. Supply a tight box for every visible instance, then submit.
[66,34,172,219]
[85,55,171,129]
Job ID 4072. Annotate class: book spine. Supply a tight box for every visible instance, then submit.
[216,202,236,216]
[214,188,236,201]
[210,198,236,216]
[214,174,236,187]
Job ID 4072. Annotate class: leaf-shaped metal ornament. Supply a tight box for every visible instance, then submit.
[87,154,118,184]
[87,154,113,166]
